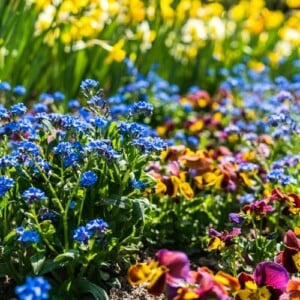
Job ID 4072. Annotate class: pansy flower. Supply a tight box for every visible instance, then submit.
[270,188,300,215]
[242,199,274,219]
[207,227,241,251]
[235,261,290,300]
[276,230,300,273]
[170,267,238,300]
[128,249,190,296]
[279,277,300,300]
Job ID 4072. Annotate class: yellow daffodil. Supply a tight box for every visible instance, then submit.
[104,39,126,64]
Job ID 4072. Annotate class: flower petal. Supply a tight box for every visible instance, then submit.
[253,261,289,292]
[155,249,190,284]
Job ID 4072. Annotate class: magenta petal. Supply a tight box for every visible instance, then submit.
[253,261,290,292]
[155,249,190,284]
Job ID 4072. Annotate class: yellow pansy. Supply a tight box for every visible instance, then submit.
[239,172,254,187]
[295,227,300,235]
[194,176,203,189]
[156,179,167,195]
[235,281,271,300]
[207,237,225,251]
[189,120,204,133]
[202,172,223,189]
[127,260,168,288]
[292,252,300,271]
[171,176,181,198]
[180,182,194,200]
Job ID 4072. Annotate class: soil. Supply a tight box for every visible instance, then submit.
[109,283,165,300]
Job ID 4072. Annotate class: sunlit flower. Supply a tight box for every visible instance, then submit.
[104,39,126,64]
[276,230,300,273]
[128,249,190,296]
[279,277,300,300]
[235,261,290,300]
[207,227,241,251]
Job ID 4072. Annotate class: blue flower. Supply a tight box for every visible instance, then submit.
[73,226,89,243]
[80,79,99,90]
[33,103,48,113]
[11,102,27,116]
[92,116,108,129]
[53,91,65,101]
[86,218,109,238]
[0,176,15,197]
[0,81,11,91]
[15,141,40,156]
[15,276,51,300]
[68,99,80,110]
[39,209,60,222]
[39,93,53,104]
[13,85,26,96]
[0,155,19,169]
[187,136,199,149]
[129,101,153,117]
[0,106,10,120]
[87,95,103,106]
[267,168,285,182]
[118,121,146,138]
[16,228,40,244]
[80,171,98,188]
[132,137,167,154]
[85,140,120,162]
[22,187,46,204]
[129,179,147,191]
[238,162,259,172]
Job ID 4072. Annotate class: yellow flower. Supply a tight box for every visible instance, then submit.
[160,0,175,23]
[207,237,225,251]
[105,39,126,64]
[292,252,300,271]
[180,182,194,200]
[235,281,271,300]
[202,172,223,189]
[194,176,203,189]
[229,2,248,21]
[262,9,284,29]
[127,260,168,289]
[31,0,52,10]
[156,179,167,195]
[239,172,254,187]
[189,120,204,133]
[286,0,300,8]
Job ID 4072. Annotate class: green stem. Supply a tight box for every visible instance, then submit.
[30,207,58,254]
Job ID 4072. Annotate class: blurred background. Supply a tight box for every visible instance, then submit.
[0,0,299,102]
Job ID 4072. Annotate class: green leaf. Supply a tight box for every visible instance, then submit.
[30,253,46,275]
[4,230,17,243]
[54,250,80,264]
[73,279,109,300]
[132,197,149,223]
[0,263,11,277]
[40,259,61,275]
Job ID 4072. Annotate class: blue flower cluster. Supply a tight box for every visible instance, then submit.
[22,187,46,204]
[0,176,15,197]
[15,276,51,300]
[73,218,108,243]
